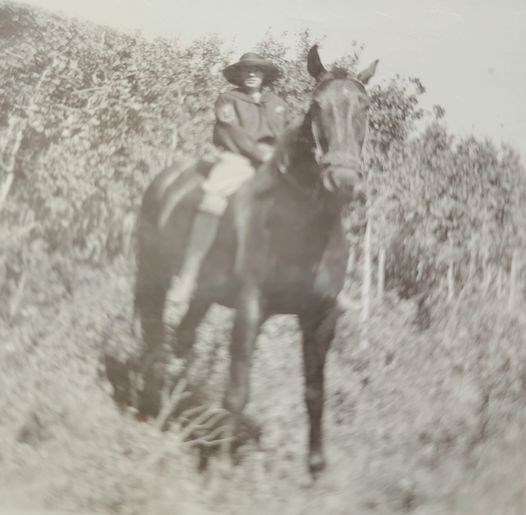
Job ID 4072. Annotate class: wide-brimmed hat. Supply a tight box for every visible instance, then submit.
[223,53,280,86]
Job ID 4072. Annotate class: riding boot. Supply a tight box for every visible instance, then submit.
[166,210,222,306]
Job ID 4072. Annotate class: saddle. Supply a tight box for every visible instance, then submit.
[194,157,219,179]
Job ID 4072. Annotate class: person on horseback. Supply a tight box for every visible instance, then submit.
[165,52,288,306]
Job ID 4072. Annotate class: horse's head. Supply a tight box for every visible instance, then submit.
[305,45,378,202]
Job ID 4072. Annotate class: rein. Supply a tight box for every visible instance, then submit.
[271,75,369,205]
[274,134,328,204]
[273,128,363,205]
[276,160,327,204]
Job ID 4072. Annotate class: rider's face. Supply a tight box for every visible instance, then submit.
[240,67,264,91]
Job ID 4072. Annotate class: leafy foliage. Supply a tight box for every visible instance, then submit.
[378,123,526,299]
[1,2,525,313]
[2,5,526,514]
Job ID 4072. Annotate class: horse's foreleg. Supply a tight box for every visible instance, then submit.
[298,303,342,476]
[173,298,211,361]
[223,287,264,446]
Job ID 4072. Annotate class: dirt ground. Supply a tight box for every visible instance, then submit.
[1,264,525,514]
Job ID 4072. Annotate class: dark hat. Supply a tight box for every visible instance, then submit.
[223,53,280,86]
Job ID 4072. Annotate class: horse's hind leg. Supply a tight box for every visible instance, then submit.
[134,271,169,417]
[298,303,342,477]
[135,282,167,350]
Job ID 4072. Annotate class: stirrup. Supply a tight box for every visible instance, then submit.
[195,157,218,178]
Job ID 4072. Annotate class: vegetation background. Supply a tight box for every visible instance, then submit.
[1,2,525,513]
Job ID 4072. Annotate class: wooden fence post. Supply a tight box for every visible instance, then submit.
[496,268,503,299]
[347,246,356,282]
[122,212,137,258]
[340,246,356,307]
[482,263,492,294]
[447,262,455,302]
[508,249,519,310]
[0,118,25,212]
[467,244,476,284]
[377,246,385,303]
[164,126,179,168]
[361,218,372,349]
[0,61,54,213]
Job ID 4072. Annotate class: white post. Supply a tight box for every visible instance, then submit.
[0,62,54,213]
[467,244,476,284]
[361,219,372,349]
[447,262,455,302]
[482,263,492,295]
[347,246,356,282]
[508,249,519,310]
[496,268,503,299]
[165,126,179,168]
[0,114,26,211]
[377,247,385,303]
[341,246,356,304]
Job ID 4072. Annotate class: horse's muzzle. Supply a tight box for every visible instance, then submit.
[322,167,365,203]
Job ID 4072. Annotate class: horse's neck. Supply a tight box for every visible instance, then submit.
[271,122,342,219]
[264,167,344,267]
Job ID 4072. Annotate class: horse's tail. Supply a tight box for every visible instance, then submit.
[132,206,167,347]
[133,161,206,346]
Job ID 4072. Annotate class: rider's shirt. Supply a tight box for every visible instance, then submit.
[213,88,287,165]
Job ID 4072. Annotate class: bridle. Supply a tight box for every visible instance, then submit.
[275,77,368,203]
[310,76,369,172]
[311,120,364,172]
[275,155,327,203]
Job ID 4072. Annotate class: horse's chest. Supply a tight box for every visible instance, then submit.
[311,225,349,297]
[256,202,349,298]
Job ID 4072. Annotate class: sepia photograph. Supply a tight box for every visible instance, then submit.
[1,1,525,513]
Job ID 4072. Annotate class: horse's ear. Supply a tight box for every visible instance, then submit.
[307,45,328,81]
[357,59,379,85]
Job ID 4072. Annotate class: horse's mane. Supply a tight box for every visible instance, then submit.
[317,67,367,95]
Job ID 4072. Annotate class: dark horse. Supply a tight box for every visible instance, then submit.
[134,46,378,475]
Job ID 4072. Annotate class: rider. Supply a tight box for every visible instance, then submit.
[166,52,288,305]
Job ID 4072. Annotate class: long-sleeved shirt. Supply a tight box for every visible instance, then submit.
[213,88,287,164]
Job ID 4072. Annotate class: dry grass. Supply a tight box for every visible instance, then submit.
[1,260,525,514]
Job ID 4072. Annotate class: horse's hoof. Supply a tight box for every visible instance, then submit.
[308,452,326,478]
